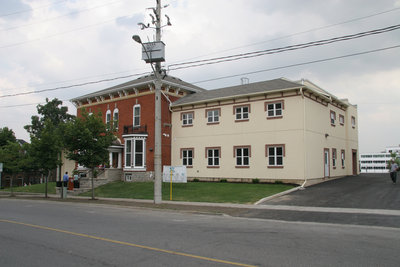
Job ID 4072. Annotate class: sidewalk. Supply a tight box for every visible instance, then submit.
[2,174,400,228]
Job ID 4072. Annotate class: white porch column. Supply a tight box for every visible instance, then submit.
[109,152,113,168]
[118,152,122,168]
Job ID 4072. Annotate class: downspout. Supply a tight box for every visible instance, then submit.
[300,87,307,189]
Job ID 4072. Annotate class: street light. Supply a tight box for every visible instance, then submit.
[132,35,142,44]
[132,34,163,204]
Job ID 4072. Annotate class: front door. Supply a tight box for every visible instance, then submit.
[324,149,330,177]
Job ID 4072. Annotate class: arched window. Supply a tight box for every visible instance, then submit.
[113,108,119,130]
[106,109,112,126]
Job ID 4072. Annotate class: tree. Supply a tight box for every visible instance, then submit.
[0,142,28,196]
[28,120,63,197]
[0,127,17,147]
[25,98,74,197]
[64,111,115,200]
[25,98,74,137]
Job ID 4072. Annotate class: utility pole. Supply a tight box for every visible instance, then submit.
[153,0,162,204]
[133,0,170,204]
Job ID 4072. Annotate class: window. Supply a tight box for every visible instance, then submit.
[206,147,220,167]
[133,105,141,127]
[341,150,345,168]
[125,138,146,169]
[235,146,250,167]
[351,116,356,128]
[181,148,194,167]
[113,109,119,129]
[125,140,132,167]
[339,115,344,125]
[332,148,337,168]
[234,105,250,121]
[181,112,194,126]
[206,109,220,124]
[106,109,112,126]
[330,110,336,125]
[265,101,283,118]
[266,145,285,167]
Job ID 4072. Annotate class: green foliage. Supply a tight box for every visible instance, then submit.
[28,120,63,172]
[220,179,228,183]
[24,98,74,137]
[192,178,200,182]
[252,178,260,184]
[64,111,115,170]
[0,142,27,175]
[0,127,16,147]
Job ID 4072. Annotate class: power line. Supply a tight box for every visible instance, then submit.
[0,71,150,99]
[1,44,398,108]
[167,6,400,65]
[191,44,400,84]
[168,23,400,71]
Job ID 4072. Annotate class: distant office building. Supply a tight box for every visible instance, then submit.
[360,146,400,173]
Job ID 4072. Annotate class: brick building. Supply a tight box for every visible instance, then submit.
[70,75,204,180]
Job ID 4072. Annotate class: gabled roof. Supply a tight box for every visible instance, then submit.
[171,78,304,107]
[71,74,205,102]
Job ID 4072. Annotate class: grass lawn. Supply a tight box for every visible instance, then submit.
[80,181,295,204]
[0,182,57,195]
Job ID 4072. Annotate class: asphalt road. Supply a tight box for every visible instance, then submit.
[1,198,400,267]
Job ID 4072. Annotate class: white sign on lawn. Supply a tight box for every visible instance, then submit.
[0,163,3,172]
[162,166,187,183]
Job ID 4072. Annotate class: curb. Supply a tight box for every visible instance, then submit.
[254,186,303,205]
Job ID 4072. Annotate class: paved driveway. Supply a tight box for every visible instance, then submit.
[263,173,400,210]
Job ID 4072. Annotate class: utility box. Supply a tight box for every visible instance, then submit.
[141,41,165,63]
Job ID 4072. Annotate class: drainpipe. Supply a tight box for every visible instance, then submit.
[300,87,307,189]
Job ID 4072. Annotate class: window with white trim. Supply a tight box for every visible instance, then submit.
[125,140,132,167]
[125,138,146,169]
[206,147,220,167]
[266,145,285,167]
[133,105,141,127]
[351,116,356,128]
[182,112,194,126]
[234,105,249,121]
[330,110,336,125]
[181,149,193,167]
[106,109,112,126]
[332,148,337,168]
[341,150,345,168]
[266,101,283,118]
[339,114,344,125]
[113,108,119,129]
[207,109,220,124]
[235,146,250,167]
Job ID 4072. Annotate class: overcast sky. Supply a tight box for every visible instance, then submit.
[1,0,399,153]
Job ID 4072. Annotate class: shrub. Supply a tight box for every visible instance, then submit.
[220,179,228,183]
[274,180,283,184]
[252,178,260,184]
[193,178,200,182]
